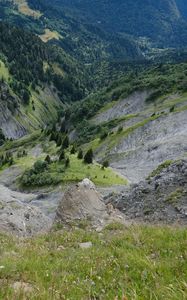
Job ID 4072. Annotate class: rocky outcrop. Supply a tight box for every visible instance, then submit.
[0,184,52,237]
[55,179,126,228]
[107,160,187,224]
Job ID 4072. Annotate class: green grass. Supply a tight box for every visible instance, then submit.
[147,160,173,179]
[0,60,9,80]
[49,154,127,186]
[0,133,127,187]
[20,153,127,187]
[0,224,187,299]
[1,131,41,152]
[165,188,186,205]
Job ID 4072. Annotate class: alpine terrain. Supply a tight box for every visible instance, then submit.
[0,0,187,299]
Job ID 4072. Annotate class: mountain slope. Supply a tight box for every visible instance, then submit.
[52,0,187,47]
[0,21,88,138]
[66,63,187,182]
[0,0,143,64]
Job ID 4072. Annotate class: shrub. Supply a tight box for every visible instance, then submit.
[117,126,123,133]
[33,160,48,173]
[100,131,108,140]
[102,160,109,169]
[170,105,175,113]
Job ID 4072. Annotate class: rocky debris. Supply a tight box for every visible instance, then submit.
[107,160,187,224]
[92,88,187,183]
[79,242,93,249]
[0,189,52,236]
[55,179,127,228]
[0,164,63,218]
[93,90,151,124]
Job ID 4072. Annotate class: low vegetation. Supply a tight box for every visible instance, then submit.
[0,224,187,299]
[147,160,173,179]
[165,188,186,205]
[20,153,127,187]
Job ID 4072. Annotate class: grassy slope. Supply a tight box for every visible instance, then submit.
[49,154,127,186]
[0,60,9,80]
[0,58,62,134]
[0,132,127,187]
[0,224,187,299]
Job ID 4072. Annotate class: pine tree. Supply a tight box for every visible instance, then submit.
[62,135,69,149]
[77,149,83,159]
[102,160,109,169]
[70,145,76,154]
[65,156,70,168]
[56,134,62,147]
[45,155,51,164]
[59,150,65,161]
[84,149,93,164]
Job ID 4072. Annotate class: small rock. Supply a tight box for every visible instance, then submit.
[95,226,103,233]
[79,242,92,249]
[57,245,65,251]
[12,282,33,293]
[0,266,5,269]
[79,178,95,190]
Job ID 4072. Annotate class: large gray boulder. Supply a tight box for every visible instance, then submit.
[55,179,126,227]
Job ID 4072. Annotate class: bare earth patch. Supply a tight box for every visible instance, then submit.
[39,29,61,43]
[13,0,42,18]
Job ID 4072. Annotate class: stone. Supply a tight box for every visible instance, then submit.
[79,242,93,249]
[12,282,34,294]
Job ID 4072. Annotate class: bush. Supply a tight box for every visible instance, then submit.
[21,171,59,187]
[170,105,175,112]
[102,160,109,169]
[33,160,48,173]
[100,131,108,140]
[117,126,123,133]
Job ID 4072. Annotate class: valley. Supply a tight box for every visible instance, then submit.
[0,0,187,299]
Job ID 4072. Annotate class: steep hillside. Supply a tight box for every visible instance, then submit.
[0,21,88,138]
[66,63,187,182]
[54,0,187,48]
[0,0,143,64]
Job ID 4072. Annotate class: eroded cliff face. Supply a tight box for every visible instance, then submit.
[0,82,27,139]
[0,81,62,139]
[92,90,187,183]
